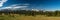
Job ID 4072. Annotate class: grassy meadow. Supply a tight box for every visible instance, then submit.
[0,14,60,20]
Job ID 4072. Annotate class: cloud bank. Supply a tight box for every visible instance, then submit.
[2,4,30,10]
[0,0,8,7]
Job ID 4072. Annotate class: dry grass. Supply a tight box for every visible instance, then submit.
[14,15,60,20]
[0,14,60,20]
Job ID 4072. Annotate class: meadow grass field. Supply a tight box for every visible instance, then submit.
[0,14,60,20]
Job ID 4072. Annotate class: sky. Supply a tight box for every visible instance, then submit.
[0,0,60,11]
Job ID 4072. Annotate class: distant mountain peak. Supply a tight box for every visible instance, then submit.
[32,9,39,11]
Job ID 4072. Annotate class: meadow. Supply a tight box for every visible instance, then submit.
[0,14,60,20]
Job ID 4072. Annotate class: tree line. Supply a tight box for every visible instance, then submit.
[0,10,60,16]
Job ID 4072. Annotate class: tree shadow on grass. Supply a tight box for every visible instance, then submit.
[0,19,4,20]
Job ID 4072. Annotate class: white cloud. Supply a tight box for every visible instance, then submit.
[0,4,30,10]
[3,4,30,10]
[5,7,12,9]
[0,0,8,7]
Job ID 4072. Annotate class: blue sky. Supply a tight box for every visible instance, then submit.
[1,0,60,11]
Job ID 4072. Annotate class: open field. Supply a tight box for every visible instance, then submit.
[0,14,60,20]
